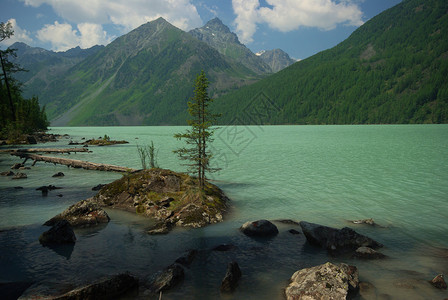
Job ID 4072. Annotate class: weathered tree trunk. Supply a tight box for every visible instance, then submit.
[10,152,136,173]
[1,147,91,154]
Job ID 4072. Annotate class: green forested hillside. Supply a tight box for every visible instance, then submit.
[38,18,263,126]
[214,0,448,124]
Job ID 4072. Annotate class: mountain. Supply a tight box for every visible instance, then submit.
[9,42,104,99]
[214,0,448,124]
[31,18,264,126]
[189,18,272,74]
[257,49,296,73]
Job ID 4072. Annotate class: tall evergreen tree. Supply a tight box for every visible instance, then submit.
[174,70,220,190]
[0,21,49,140]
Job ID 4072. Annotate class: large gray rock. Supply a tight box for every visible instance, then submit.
[44,199,110,227]
[285,262,359,300]
[220,261,242,293]
[299,221,382,254]
[39,220,76,245]
[149,264,184,293]
[240,220,279,237]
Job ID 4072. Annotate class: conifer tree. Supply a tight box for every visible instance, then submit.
[174,70,220,190]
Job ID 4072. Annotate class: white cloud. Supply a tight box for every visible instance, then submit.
[36,21,112,51]
[1,19,34,47]
[22,0,202,32]
[232,0,364,44]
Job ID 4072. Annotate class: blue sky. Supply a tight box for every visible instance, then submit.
[1,0,402,59]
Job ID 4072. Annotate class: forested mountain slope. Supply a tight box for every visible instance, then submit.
[214,0,448,124]
[27,18,264,125]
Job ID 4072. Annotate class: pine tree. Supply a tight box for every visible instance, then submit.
[174,70,220,190]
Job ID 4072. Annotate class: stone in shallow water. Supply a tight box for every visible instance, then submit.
[44,199,110,227]
[149,264,185,293]
[240,220,279,237]
[430,274,447,289]
[39,220,76,245]
[354,246,387,259]
[220,261,242,293]
[299,221,382,254]
[285,262,359,300]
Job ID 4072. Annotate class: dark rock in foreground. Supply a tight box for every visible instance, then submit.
[299,221,383,254]
[44,199,110,227]
[19,273,137,300]
[430,274,447,289]
[39,220,76,245]
[220,261,242,293]
[285,262,359,300]
[52,172,65,177]
[240,220,279,237]
[149,264,184,293]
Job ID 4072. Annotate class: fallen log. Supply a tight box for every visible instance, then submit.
[10,152,136,173]
[0,147,90,154]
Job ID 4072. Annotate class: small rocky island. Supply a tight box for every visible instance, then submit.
[46,168,229,234]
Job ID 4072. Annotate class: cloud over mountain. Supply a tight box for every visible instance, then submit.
[232,0,364,44]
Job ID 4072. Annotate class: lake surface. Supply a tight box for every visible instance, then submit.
[1,125,447,299]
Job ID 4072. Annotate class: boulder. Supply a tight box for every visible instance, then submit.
[39,220,76,245]
[285,262,359,300]
[220,261,242,293]
[44,199,110,227]
[299,221,383,254]
[12,173,27,179]
[354,246,387,259]
[52,172,65,177]
[240,220,279,237]
[149,264,184,293]
[430,274,447,289]
[1,170,14,176]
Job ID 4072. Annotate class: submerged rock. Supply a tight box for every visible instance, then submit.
[299,221,383,254]
[147,221,173,235]
[92,184,106,191]
[430,274,447,289]
[354,246,387,259]
[52,172,65,177]
[149,264,185,293]
[285,262,359,300]
[350,218,376,225]
[44,199,110,227]
[240,220,279,237]
[39,220,76,245]
[175,249,198,267]
[220,261,242,293]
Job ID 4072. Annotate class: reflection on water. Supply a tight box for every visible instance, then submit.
[0,125,447,299]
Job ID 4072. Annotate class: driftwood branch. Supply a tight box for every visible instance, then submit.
[10,152,136,173]
[0,147,91,154]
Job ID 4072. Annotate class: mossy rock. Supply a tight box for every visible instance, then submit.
[94,169,229,231]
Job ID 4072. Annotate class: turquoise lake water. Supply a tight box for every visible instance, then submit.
[0,125,447,299]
